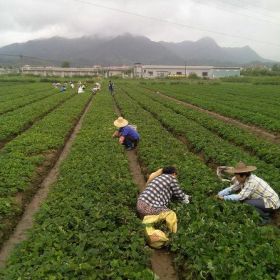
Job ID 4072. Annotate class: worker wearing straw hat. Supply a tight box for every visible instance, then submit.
[217,161,280,224]
[112,117,140,151]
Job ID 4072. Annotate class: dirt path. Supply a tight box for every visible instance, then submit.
[0,96,93,268]
[126,151,146,192]
[113,98,178,280]
[153,91,280,144]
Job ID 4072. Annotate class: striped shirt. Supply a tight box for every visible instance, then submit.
[229,174,280,209]
[138,174,186,208]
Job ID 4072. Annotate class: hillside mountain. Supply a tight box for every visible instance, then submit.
[160,37,264,65]
[0,34,268,66]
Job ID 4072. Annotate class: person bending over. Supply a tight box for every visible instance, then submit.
[137,166,190,218]
[217,161,280,224]
[112,117,140,151]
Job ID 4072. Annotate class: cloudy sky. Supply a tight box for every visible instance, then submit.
[1,0,280,61]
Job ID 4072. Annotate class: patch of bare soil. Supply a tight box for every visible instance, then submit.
[154,91,280,144]
[0,97,93,268]
[151,249,178,280]
[126,150,146,191]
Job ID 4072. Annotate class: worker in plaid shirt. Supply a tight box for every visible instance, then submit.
[137,166,190,218]
[217,162,280,224]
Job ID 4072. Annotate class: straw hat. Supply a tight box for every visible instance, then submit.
[113,117,128,128]
[227,161,257,174]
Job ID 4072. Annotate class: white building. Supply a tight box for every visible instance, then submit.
[21,64,240,79]
[0,68,20,75]
[21,65,133,78]
[133,64,240,79]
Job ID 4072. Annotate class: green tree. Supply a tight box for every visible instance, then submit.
[188,73,200,79]
[272,64,280,72]
[61,61,70,68]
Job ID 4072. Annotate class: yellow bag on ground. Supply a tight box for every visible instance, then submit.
[146,168,163,185]
[142,210,177,249]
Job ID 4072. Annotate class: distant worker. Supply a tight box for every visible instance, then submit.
[53,82,61,88]
[108,80,114,95]
[70,82,75,89]
[78,85,84,94]
[91,87,98,94]
[112,117,140,151]
[60,85,66,92]
[217,162,280,225]
[91,82,101,94]
[137,166,190,217]
[95,82,101,90]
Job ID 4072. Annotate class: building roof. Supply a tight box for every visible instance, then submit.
[137,65,240,70]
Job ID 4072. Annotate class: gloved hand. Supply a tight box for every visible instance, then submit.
[218,187,232,197]
[182,194,191,204]
[223,194,240,201]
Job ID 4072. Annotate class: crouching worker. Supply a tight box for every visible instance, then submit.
[137,166,190,218]
[217,162,280,224]
[113,117,140,151]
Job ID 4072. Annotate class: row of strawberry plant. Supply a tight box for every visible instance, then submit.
[0,91,74,143]
[123,87,280,193]
[176,84,280,117]
[0,84,55,114]
[147,81,280,111]
[146,82,280,133]
[0,93,91,246]
[132,85,280,169]
[0,82,49,98]
[0,85,38,100]
[114,88,280,279]
[1,91,154,279]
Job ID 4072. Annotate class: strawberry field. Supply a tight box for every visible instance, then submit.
[145,80,280,133]
[0,78,280,279]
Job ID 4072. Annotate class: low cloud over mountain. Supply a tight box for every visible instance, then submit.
[0,34,269,67]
